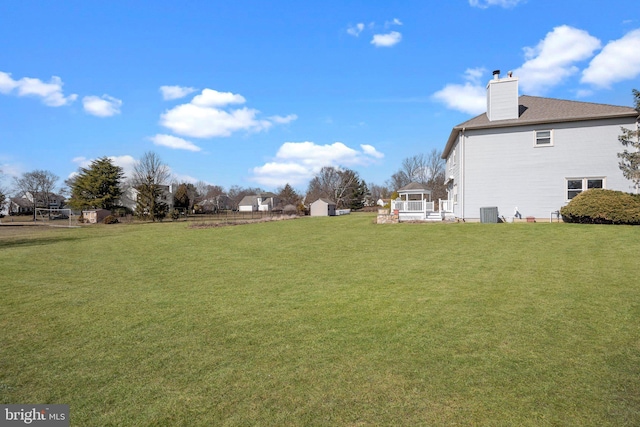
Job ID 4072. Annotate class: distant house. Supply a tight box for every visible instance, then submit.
[310,198,337,217]
[198,194,233,213]
[9,192,65,215]
[441,70,639,221]
[82,209,111,224]
[238,193,278,212]
[117,184,175,213]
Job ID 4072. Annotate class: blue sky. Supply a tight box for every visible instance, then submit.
[1,0,639,193]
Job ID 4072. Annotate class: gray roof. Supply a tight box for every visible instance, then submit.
[442,95,639,158]
[398,182,430,193]
[314,198,336,205]
[238,195,257,206]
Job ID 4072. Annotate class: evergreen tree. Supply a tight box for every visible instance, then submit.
[173,183,191,208]
[277,183,301,207]
[618,89,640,192]
[67,157,124,210]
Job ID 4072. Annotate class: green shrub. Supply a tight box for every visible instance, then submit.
[560,189,640,225]
[103,215,119,224]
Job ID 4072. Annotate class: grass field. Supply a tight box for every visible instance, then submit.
[1,214,639,426]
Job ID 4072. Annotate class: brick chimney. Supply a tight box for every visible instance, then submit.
[486,70,519,121]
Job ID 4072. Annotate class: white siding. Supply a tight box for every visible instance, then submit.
[445,138,463,218]
[459,117,637,219]
[486,78,518,121]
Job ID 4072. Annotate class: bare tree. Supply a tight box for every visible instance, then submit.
[388,150,447,201]
[0,169,8,215]
[13,170,59,220]
[424,148,447,203]
[306,166,341,204]
[131,151,171,221]
[369,183,392,204]
[401,154,429,184]
[386,171,410,192]
[305,166,364,209]
[197,184,227,213]
[227,185,264,210]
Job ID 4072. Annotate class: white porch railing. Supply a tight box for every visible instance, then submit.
[391,200,434,212]
[439,199,453,212]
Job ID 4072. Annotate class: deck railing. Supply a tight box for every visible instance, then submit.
[439,199,453,213]
[391,200,434,212]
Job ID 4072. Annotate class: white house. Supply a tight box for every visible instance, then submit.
[441,70,639,221]
[118,184,175,213]
[238,193,278,212]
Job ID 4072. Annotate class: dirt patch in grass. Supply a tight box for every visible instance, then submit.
[188,214,300,229]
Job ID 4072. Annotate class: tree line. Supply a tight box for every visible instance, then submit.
[0,148,446,221]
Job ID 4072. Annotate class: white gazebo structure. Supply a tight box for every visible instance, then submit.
[391,182,440,221]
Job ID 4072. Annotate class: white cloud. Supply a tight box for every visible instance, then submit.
[347,23,365,37]
[160,85,197,100]
[269,114,298,124]
[361,144,384,159]
[160,88,296,138]
[83,95,122,117]
[161,104,270,138]
[191,88,246,107]
[0,72,18,93]
[251,141,384,187]
[150,134,202,152]
[0,71,77,106]
[513,25,601,95]
[432,26,603,112]
[385,18,403,28]
[469,0,525,8]
[581,29,640,88]
[432,68,487,115]
[371,31,402,47]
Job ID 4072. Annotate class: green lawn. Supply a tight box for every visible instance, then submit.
[1,215,639,426]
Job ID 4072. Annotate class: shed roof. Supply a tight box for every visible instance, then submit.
[313,198,336,205]
[442,95,639,158]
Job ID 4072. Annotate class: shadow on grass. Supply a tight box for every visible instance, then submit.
[0,235,82,249]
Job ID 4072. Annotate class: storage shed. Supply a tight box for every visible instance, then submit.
[310,199,337,217]
[82,209,111,224]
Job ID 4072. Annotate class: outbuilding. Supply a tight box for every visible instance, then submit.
[82,209,111,224]
[310,198,337,217]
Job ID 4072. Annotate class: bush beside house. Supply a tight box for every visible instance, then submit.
[560,189,640,225]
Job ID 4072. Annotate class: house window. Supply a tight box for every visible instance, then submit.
[566,177,604,200]
[453,184,458,204]
[535,130,552,146]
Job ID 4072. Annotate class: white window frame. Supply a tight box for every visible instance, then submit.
[534,129,553,147]
[566,177,605,201]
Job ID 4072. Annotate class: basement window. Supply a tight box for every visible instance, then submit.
[566,177,604,200]
[535,130,552,146]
